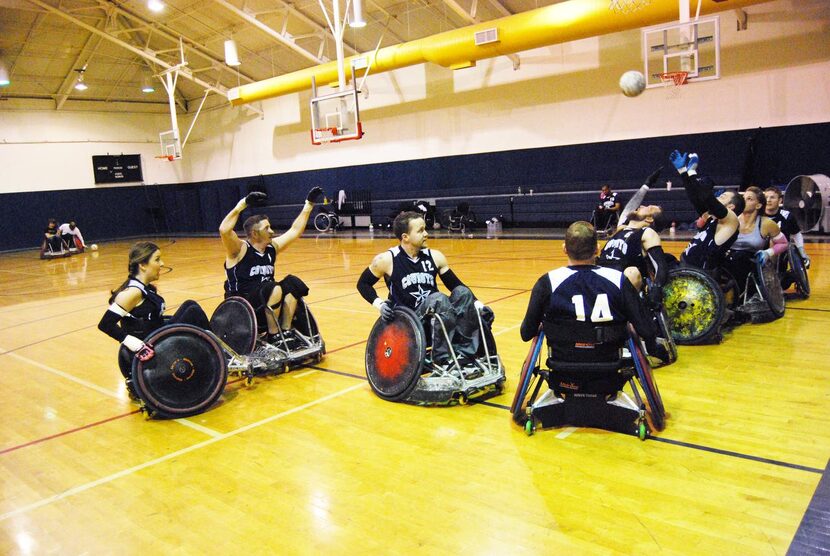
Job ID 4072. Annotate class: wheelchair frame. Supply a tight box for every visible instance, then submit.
[591,208,620,238]
[253,297,326,375]
[365,305,505,405]
[732,256,785,323]
[778,242,810,298]
[511,325,665,440]
[313,210,341,233]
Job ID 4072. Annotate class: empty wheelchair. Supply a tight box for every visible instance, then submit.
[778,242,810,298]
[364,305,505,405]
[511,323,665,440]
[440,202,477,234]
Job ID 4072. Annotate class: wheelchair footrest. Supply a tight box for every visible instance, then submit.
[532,396,642,436]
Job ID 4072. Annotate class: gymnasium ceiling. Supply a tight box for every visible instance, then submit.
[0,0,561,112]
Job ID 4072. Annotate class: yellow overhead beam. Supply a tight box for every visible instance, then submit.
[228,0,771,105]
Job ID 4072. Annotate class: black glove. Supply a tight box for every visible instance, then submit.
[245,191,268,206]
[306,187,325,204]
[645,166,663,187]
[379,301,395,322]
[646,285,663,309]
[645,338,670,364]
[480,305,495,326]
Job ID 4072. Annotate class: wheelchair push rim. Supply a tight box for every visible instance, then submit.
[663,267,725,345]
[787,243,810,297]
[755,258,785,318]
[132,324,228,418]
[627,325,666,431]
[511,332,545,424]
[364,306,426,402]
[210,296,257,356]
[655,308,678,365]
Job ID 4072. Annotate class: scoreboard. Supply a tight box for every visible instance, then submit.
[92,154,143,184]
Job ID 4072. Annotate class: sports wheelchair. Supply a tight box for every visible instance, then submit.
[439,202,477,234]
[662,257,785,345]
[778,242,810,298]
[364,305,505,405]
[118,296,325,419]
[590,208,620,238]
[511,323,666,440]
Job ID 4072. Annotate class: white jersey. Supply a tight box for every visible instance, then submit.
[58,223,85,246]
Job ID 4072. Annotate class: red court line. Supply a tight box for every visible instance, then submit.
[0,410,140,456]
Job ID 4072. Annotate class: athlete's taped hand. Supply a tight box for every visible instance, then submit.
[379,301,395,322]
[245,191,268,207]
[306,186,325,204]
[136,344,155,362]
[755,249,770,266]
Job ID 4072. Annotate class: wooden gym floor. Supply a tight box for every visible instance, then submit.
[1,234,828,554]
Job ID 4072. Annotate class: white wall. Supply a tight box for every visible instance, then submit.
[1,0,828,193]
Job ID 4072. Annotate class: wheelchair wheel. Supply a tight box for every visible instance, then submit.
[511,332,545,425]
[627,325,665,431]
[210,297,257,356]
[787,243,810,297]
[663,267,725,345]
[314,213,332,232]
[365,306,426,401]
[132,324,228,418]
[755,258,785,318]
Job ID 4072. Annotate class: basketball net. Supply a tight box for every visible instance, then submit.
[658,71,689,99]
[609,0,651,15]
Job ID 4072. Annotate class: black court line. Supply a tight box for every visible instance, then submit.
[787,307,830,313]
[301,359,824,476]
[788,459,830,554]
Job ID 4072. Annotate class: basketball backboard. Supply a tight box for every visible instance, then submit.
[642,15,720,88]
[159,130,182,161]
[309,71,363,145]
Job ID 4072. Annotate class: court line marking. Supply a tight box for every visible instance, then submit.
[0,382,365,523]
[0,411,140,455]
[0,346,222,439]
[292,370,318,379]
[555,427,578,439]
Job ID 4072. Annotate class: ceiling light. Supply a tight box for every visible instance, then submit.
[147,0,164,13]
[74,69,88,91]
[224,40,240,67]
[349,0,366,28]
[141,75,155,93]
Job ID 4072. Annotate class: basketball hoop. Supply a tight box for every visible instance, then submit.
[609,0,651,15]
[155,154,175,161]
[659,71,689,99]
[312,127,339,143]
[659,71,689,87]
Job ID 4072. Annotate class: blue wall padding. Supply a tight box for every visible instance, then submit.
[2,122,828,251]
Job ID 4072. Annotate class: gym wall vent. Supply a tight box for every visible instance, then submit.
[474,28,499,46]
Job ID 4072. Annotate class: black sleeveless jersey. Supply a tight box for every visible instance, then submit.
[597,227,646,273]
[225,241,277,296]
[681,217,737,270]
[544,266,628,325]
[385,246,439,309]
[767,209,800,239]
[121,278,166,339]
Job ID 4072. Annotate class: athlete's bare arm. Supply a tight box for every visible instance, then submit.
[714,211,739,246]
[369,251,393,279]
[271,201,314,252]
[431,249,451,275]
[219,198,248,265]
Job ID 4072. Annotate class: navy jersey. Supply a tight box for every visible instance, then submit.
[121,278,166,339]
[599,191,618,210]
[225,241,277,296]
[768,209,800,239]
[597,227,646,273]
[385,246,439,309]
[681,217,737,270]
[520,265,656,361]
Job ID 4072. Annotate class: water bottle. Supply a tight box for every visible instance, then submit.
[670,221,676,238]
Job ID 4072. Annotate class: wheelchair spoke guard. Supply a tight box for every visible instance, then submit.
[511,332,545,424]
[365,306,426,401]
[627,325,666,431]
[756,258,785,318]
[663,267,725,345]
[132,324,228,418]
[210,296,257,356]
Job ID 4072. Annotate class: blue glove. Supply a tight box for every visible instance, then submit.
[669,150,688,173]
[686,153,699,175]
[755,250,770,266]
[379,301,395,322]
